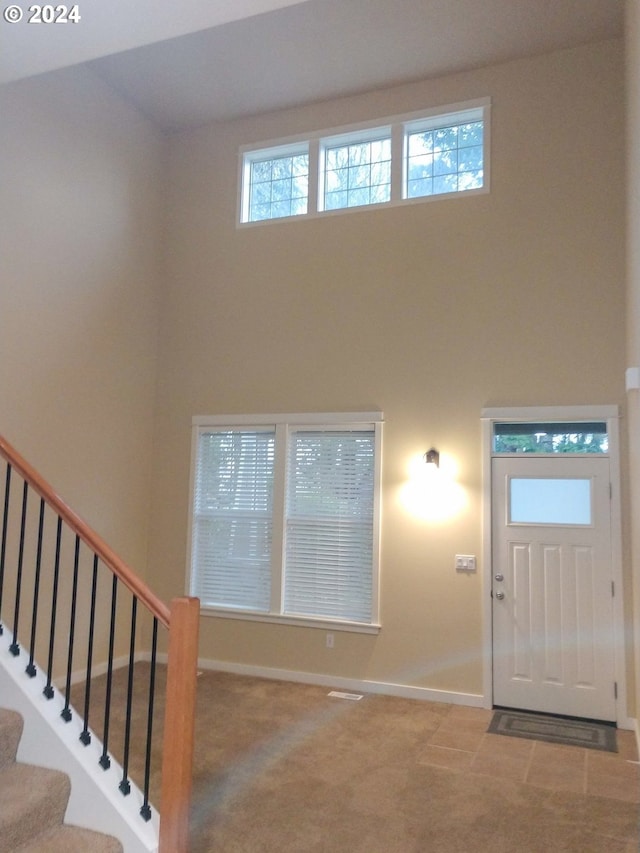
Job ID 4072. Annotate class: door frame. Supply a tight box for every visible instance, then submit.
[480,405,631,729]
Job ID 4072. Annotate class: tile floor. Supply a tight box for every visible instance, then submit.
[418,705,640,804]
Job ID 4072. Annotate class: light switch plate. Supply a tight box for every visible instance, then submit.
[455,554,477,573]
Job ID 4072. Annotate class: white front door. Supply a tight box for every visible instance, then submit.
[492,456,616,721]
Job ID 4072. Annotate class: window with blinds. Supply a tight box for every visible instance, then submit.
[188,414,382,629]
[190,429,275,611]
[284,429,375,622]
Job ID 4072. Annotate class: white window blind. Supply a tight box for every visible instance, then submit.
[190,429,274,611]
[284,430,375,623]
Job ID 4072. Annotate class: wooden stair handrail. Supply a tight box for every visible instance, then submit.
[0,434,170,627]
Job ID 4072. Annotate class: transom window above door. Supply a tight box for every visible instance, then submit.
[492,421,608,454]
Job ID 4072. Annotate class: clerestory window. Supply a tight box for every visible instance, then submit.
[239,99,489,224]
[320,130,392,211]
[405,115,484,198]
[242,144,309,222]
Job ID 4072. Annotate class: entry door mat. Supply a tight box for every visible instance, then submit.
[488,709,617,752]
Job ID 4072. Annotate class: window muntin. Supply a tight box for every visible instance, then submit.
[321,133,391,211]
[243,146,309,222]
[188,414,382,629]
[405,118,484,199]
[239,99,489,224]
[493,422,608,454]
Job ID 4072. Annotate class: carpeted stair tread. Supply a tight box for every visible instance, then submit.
[0,709,126,851]
[0,708,22,769]
[14,825,123,852]
[0,762,70,852]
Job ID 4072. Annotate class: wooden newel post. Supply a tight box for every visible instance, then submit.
[159,596,200,853]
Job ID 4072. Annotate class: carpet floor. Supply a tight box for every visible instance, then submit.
[73,666,640,852]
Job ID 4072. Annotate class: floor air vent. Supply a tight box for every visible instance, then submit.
[328,691,363,701]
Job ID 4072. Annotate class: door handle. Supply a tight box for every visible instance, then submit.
[495,591,505,600]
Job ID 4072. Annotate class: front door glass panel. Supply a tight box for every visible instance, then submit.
[509,477,592,525]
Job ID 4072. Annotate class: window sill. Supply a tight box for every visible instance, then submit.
[198,606,381,635]
[238,184,489,228]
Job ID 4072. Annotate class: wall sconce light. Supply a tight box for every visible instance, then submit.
[424,447,440,468]
[401,447,467,521]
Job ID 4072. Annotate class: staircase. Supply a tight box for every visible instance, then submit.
[0,707,122,852]
[0,433,199,852]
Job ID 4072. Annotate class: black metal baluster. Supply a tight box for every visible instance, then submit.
[0,463,12,635]
[10,480,29,656]
[99,574,118,770]
[44,516,62,699]
[80,554,99,746]
[119,597,137,796]
[61,535,80,722]
[26,498,45,677]
[140,617,158,822]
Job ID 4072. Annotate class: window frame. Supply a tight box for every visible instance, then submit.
[240,141,310,223]
[491,420,610,456]
[404,107,485,199]
[318,126,393,212]
[238,98,491,226]
[187,412,383,634]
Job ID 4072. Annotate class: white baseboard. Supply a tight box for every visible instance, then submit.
[79,652,636,731]
[64,654,134,688]
[154,654,485,708]
[616,714,637,733]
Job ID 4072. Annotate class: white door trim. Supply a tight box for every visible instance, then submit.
[480,405,631,729]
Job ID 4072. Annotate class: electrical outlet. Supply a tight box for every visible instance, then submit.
[326,633,334,648]
[455,554,477,573]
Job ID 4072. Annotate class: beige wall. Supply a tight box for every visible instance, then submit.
[1,36,631,710]
[150,39,627,698]
[0,67,163,672]
[0,65,163,573]
[626,0,640,731]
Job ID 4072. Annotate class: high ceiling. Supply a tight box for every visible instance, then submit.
[3,0,625,132]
